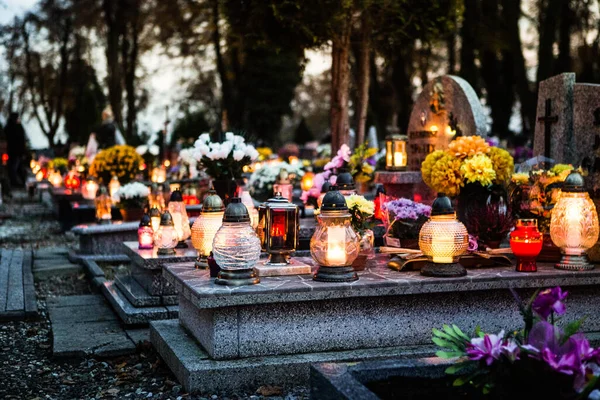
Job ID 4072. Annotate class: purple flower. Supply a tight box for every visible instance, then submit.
[532,287,568,320]
[501,340,520,362]
[466,330,505,366]
[384,198,431,221]
[541,347,581,376]
[468,235,479,252]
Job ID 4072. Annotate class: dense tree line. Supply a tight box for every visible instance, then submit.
[1,0,599,150]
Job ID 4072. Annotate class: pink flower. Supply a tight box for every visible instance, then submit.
[501,340,520,362]
[466,330,505,366]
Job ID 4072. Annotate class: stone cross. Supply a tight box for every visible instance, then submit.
[537,99,559,159]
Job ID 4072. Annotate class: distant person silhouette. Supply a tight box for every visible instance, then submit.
[85,107,126,161]
[5,113,28,187]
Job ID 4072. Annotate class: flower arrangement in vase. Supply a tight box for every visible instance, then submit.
[383,198,431,248]
[421,136,515,248]
[192,132,258,203]
[248,160,304,202]
[345,194,375,270]
[433,286,600,399]
[113,182,150,221]
[89,145,144,185]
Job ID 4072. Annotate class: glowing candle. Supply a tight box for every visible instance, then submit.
[326,226,347,265]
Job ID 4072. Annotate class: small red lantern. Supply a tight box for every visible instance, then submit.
[183,194,200,205]
[510,219,543,272]
[64,173,81,190]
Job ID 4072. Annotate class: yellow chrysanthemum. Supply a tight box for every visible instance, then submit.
[460,154,496,186]
[550,164,573,176]
[421,150,447,188]
[89,145,143,185]
[346,194,375,217]
[488,147,514,184]
[511,173,530,185]
[430,153,463,197]
[447,136,490,159]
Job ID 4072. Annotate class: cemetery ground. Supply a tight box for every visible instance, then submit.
[0,190,308,400]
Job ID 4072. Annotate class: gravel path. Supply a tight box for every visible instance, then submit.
[0,191,308,399]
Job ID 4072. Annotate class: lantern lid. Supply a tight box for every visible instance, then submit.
[321,181,331,193]
[149,207,161,218]
[169,188,183,202]
[336,171,355,191]
[139,213,152,227]
[160,211,175,226]
[202,189,225,213]
[385,133,406,140]
[223,197,250,223]
[562,171,586,193]
[320,186,348,211]
[265,193,297,210]
[431,193,454,216]
[97,186,109,197]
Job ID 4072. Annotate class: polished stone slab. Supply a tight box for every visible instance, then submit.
[151,319,436,394]
[123,241,198,270]
[254,258,312,277]
[0,249,37,321]
[163,255,600,360]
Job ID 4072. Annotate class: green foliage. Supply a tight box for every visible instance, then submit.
[170,110,211,147]
[431,324,470,358]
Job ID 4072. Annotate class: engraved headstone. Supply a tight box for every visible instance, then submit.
[533,73,600,169]
[406,75,487,170]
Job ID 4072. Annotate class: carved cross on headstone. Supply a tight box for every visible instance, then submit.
[538,99,559,159]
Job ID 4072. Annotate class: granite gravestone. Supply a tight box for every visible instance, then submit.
[533,73,600,170]
[406,75,487,170]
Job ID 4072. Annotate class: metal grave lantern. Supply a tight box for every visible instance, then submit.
[262,193,299,265]
[191,189,225,269]
[385,134,408,171]
[550,171,600,270]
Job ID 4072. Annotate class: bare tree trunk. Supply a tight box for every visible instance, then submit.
[102,0,124,132]
[212,0,232,132]
[459,0,480,94]
[502,0,535,133]
[330,13,352,153]
[355,12,370,148]
[52,16,71,137]
[537,0,560,82]
[123,2,139,141]
[555,0,572,73]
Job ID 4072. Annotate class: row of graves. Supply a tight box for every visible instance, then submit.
[36,72,600,397]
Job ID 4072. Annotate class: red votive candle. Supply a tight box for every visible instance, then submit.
[510,219,543,272]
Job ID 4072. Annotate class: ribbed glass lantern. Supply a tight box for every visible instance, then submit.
[168,189,191,248]
[419,193,468,277]
[240,189,259,229]
[154,211,178,255]
[550,172,599,270]
[95,186,112,224]
[213,197,261,286]
[191,189,224,269]
[149,207,161,233]
[311,186,360,282]
[82,178,99,200]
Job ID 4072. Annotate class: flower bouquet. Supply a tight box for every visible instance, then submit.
[383,198,431,248]
[178,148,199,180]
[89,145,144,185]
[421,136,514,248]
[113,182,150,221]
[193,132,258,203]
[248,160,304,202]
[346,194,375,270]
[433,287,600,399]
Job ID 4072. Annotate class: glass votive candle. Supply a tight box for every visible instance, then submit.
[510,219,543,272]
